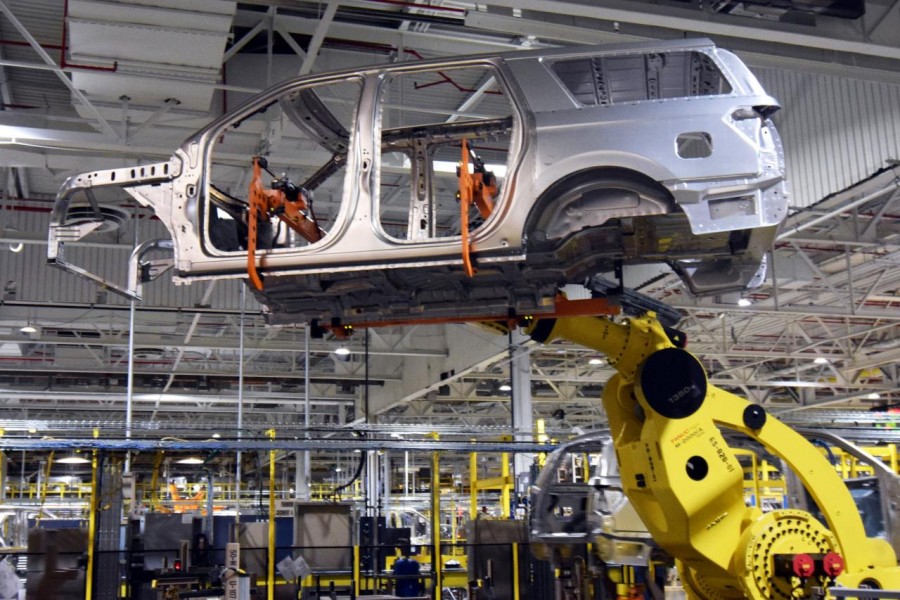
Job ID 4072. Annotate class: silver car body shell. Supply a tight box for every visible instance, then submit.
[49,38,787,325]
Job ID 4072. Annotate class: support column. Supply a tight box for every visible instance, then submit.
[510,331,533,502]
[431,439,442,596]
[0,436,6,501]
[267,429,276,600]
[295,451,310,500]
[366,450,379,516]
[381,450,391,520]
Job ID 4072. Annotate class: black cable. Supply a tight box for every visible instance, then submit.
[254,452,265,518]
[810,438,838,466]
[331,447,366,501]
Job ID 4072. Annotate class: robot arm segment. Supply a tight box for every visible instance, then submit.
[527,313,900,600]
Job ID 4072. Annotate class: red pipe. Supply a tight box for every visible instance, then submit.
[0,39,63,50]
[403,48,502,95]
[1,102,40,109]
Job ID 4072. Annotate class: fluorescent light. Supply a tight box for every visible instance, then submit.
[56,454,90,464]
[588,358,604,366]
[737,298,752,307]
[334,347,351,356]
[868,393,881,400]
[434,160,507,178]
[19,325,37,334]
[176,457,204,465]
[813,357,829,365]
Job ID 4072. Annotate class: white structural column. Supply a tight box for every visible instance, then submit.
[510,331,533,494]
[295,452,309,500]
[366,451,379,516]
[295,327,312,500]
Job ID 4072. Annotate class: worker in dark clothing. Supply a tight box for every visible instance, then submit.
[393,554,422,598]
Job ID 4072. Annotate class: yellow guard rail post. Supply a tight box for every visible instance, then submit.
[267,428,276,600]
[468,442,514,518]
[469,444,477,521]
[431,433,442,597]
[149,451,163,512]
[37,450,54,521]
[85,429,99,600]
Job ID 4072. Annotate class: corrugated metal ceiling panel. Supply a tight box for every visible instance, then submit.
[758,67,900,208]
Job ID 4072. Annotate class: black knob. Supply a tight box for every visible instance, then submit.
[743,404,767,430]
[639,348,707,419]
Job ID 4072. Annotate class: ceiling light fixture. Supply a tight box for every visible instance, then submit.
[19,324,37,334]
[868,392,881,400]
[813,357,829,365]
[334,347,351,356]
[737,298,752,307]
[6,227,23,253]
[498,383,512,392]
[56,453,90,464]
[588,358,605,365]
[176,457,204,465]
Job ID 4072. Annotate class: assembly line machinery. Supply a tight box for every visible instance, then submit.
[38,36,900,600]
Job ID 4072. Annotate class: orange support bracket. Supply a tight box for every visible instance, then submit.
[318,295,620,334]
[247,156,323,291]
[457,140,498,278]
[247,157,267,291]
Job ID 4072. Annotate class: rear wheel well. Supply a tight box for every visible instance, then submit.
[525,167,676,249]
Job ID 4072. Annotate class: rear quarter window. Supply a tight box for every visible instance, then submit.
[552,51,732,106]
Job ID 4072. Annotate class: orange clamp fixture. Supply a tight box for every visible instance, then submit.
[457,140,498,277]
[247,156,323,290]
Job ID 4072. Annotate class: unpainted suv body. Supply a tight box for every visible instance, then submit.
[49,38,787,325]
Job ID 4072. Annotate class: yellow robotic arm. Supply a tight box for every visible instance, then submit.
[526,312,900,600]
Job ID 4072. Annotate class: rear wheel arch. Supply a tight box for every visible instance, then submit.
[524,167,677,249]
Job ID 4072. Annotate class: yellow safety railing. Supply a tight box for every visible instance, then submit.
[469,438,514,520]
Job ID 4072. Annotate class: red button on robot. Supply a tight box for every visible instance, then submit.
[792,554,815,578]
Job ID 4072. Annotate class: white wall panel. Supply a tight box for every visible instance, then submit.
[757,68,900,209]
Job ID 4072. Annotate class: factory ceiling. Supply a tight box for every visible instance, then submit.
[0,0,898,442]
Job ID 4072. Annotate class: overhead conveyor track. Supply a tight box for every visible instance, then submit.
[0,437,557,454]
